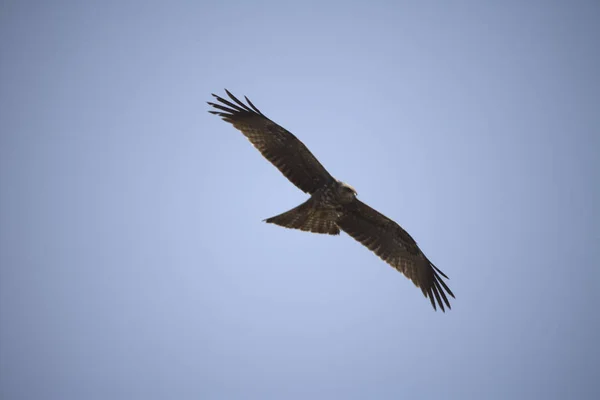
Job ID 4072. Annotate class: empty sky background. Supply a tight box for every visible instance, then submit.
[1,1,599,399]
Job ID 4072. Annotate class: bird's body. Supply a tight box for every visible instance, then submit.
[208,90,455,311]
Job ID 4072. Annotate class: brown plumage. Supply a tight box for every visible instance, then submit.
[208,90,333,194]
[208,90,455,311]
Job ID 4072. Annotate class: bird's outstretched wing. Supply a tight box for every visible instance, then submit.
[338,199,455,311]
[208,90,334,194]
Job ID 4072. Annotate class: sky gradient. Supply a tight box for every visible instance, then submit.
[1,1,599,399]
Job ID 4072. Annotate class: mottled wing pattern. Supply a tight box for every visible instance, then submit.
[208,90,334,194]
[338,199,454,311]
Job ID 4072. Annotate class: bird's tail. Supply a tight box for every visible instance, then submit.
[264,198,340,235]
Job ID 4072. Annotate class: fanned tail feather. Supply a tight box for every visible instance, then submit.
[265,200,340,235]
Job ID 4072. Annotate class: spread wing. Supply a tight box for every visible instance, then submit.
[208,90,334,194]
[338,199,455,311]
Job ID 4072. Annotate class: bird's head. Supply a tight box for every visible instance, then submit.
[337,181,357,203]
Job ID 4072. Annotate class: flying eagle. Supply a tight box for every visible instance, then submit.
[208,90,455,311]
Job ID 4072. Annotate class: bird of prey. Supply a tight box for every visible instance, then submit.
[208,90,455,311]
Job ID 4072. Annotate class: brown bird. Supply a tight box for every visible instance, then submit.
[208,90,455,311]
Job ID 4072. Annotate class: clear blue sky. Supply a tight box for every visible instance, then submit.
[1,1,599,399]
